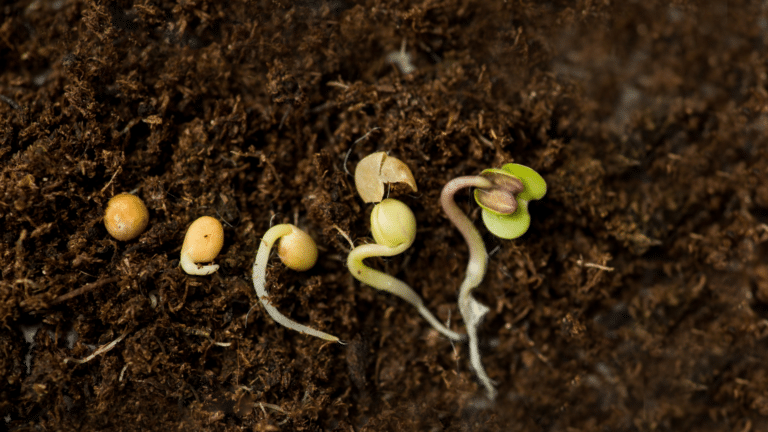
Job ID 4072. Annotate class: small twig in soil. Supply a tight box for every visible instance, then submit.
[258,402,287,415]
[100,166,122,193]
[119,362,132,381]
[215,209,234,228]
[52,277,120,305]
[332,224,355,250]
[14,229,28,274]
[64,331,128,365]
[231,150,282,186]
[575,255,615,271]
[326,79,349,90]
[0,94,20,110]
[343,127,381,176]
[278,106,291,129]
[178,325,232,347]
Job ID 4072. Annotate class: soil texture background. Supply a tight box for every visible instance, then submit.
[2,0,768,430]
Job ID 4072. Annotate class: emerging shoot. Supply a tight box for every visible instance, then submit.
[475,164,547,239]
[347,199,466,342]
[180,216,224,276]
[441,163,546,400]
[252,224,339,343]
[355,152,418,203]
[104,193,149,241]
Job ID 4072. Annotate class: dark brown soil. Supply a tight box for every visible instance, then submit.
[2,0,768,430]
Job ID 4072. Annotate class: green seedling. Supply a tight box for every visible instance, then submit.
[441,163,546,400]
[252,224,340,343]
[347,198,466,342]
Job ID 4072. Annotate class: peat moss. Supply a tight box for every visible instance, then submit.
[2,0,768,431]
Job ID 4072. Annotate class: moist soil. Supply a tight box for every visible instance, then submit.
[2,0,768,431]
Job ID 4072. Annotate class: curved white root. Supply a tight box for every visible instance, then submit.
[252,224,340,343]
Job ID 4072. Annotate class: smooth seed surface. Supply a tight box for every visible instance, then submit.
[277,227,318,271]
[181,216,224,262]
[104,193,149,241]
[370,198,416,248]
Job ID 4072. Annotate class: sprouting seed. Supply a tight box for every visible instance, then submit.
[441,163,546,400]
[180,216,224,276]
[252,224,340,343]
[104,193,149,241]
[347,198,465,342]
